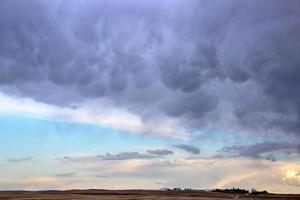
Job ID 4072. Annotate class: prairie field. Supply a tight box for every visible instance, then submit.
[0,190,299,200]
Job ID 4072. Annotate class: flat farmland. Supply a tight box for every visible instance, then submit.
[0,190,299,200]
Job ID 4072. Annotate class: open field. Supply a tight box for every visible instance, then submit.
[0,190,299,200]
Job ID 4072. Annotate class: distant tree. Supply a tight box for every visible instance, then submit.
[212,188,248,194]
[173,188,181,191]
[251,188,257,193]
[250,188,268,195]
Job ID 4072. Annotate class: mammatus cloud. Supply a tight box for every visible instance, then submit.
[0,0,299,143]
[147,149,173,156]
[173,144,200,154]
[221,142,300,161]
[1,0,300,193]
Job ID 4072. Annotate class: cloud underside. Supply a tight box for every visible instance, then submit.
[221,142,300,161]
[173,144,200,154]
[147,149,174,156]
[0,0,300,141]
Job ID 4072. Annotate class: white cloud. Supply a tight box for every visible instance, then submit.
[0,92,189,139]
[54,154,300,193]
[1,156,300,192]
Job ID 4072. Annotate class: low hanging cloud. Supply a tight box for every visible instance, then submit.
[57,149,174,162]
[98,152,155,160]
[0,0,300,141]
[55,172,78,178]
[147,149,174,156]
[52,154,300,193]
[6,156,34,163]
[221,142,300,160]
[173,144,200,154]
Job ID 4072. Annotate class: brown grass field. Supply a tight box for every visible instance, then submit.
[0,190,299,200]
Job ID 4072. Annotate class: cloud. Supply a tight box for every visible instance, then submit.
[57,151,162,162]
[55,172,78,178]
[173,144,200,154]
[0,176,63,190]
[54,154,300,193]
[147,149,173,156]
[265,154,276,162]
[1,159,298,192]
[99,152,155,160]
[0,93,188,139]
[213,172,257,189]
[221,142,300,160]
[56,155,98,164]
[6,156,33,163]
[0,0,300,140]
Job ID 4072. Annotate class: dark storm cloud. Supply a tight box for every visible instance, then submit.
[0,0,300,138]
[173,144,200,154]
[147,149,173,156]
[221,142,300,160]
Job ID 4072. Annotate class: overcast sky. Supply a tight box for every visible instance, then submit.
[0,0,300,193]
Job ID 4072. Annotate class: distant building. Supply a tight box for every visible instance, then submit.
[159,187,169,191]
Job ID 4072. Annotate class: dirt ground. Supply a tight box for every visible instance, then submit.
[0,190,299,200]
